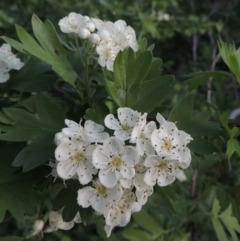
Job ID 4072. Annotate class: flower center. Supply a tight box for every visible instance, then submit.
[139,131,146,140]
[157,161,168,170]
[111,156,123,168]
[96,184,107,195]
[73,151,85,163]
[103,49,111,59]
[162,139,173,151]
[121,124,131,132]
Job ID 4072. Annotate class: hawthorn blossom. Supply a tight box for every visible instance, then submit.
[104,189,141,237]
[151,120,192,168]
[45,210,81,232]
[77,179,122,213]
[58,12,90,34]
[130,113,156,156]
[55,139,97,185]
[96,41,119,71]
[26,219,44,239]
[104,107,141,141]
[0,43,24,83]
[62,119,109,143]
[54,132,69,145]
[120,157,153,205]
[92,137,139,188]
[144,155,179,187]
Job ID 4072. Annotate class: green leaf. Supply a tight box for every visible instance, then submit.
[7,58,56,92]
[14,15,77,86]
[122,228,153,241]
[0,95,65,142]
[84,102,109,126]
[168,96,221,138]
[188,138,218,155]
[218,38,240,83]
[0,237,24,241]
[133,210,164,236]
[15,24,48,60]
[186,71,231,91]
[210,199,240,241]
[219,205,240,241]
[79,206,95,226]
[227,138,240,161]
[156,186,177,214]
[53,181,82,223]
[1,36,25,53]
[12,138,55,172]
[105,48,174,112]
[168,95,193,123]
[0,144,46,222]
[211,216,228,241]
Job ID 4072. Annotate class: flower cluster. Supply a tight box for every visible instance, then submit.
[50,107,193,237]
[58,12,138,71]
[0,43,24,83]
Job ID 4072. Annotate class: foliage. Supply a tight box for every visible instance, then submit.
[0,1,240,241]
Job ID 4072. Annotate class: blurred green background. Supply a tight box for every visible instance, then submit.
[1,0,240,240]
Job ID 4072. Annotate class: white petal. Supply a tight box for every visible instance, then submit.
[77,164,94,185]
[57,160,76,179]
[144,167,158,186]
[77,187,95,208]
[0,71,10,83]
[144,155,162,167]
[99,168,118,188]
[120,179,133,188]
[104,225,113,237]
[157,172,175,187]
[156,113,166,125]
[119,210,131,227]
[120,166,135,180]
[58,220,74,230]
[114,129,131,141]
[73,212,82,223]
[64,119,79,128]
[144,121,157,138]
[107,183,123,204]
[92,146,109,169]
[55,142,72,161]
[122,146,139,165]
[104,114,121,130]
[103,137,125,156]
[130,201,142,213]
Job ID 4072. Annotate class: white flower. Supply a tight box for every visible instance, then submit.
[92,137,139,188]
[104,107,141,141]
[77,179,122,214]
[89,33,101,45]
[55,139,97,185]
[46,210,81,232]
[136,186,153,205]
[0,43,24,83]
[58,12,89,34]
[120,157,153,205]
[144,155,179,187]
[130,113,156,156]
[151,120,191,168]
[26,219,44,239]
[96,41,119,71]
[104,189,141,237]
[54,132,69,145]
[176,169,187,182]
[62,119,109,143]
[78,28,90,39]
[86,22,95,32]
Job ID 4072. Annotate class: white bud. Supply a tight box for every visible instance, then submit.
[78,28,90,39]
[83,16,90,22]
[89,33,101,45]
[86,22,95,32]
[98,29,111,42]
[33,220,44,232]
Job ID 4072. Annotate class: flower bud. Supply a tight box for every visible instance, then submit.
[86,22,95,32]
[78,28,90,39]
[89,33,101,45]
[98,29,111,42]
